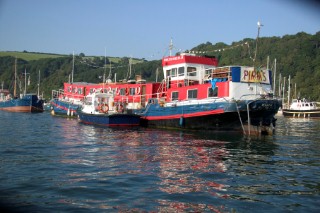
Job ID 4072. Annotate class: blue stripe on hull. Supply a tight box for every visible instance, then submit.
[50,99,80,116]
[78,113,141,126]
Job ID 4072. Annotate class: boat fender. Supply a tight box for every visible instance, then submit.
[179,116,185,127]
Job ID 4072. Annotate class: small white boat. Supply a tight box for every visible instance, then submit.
[77,91,140,127]
[282,99,320,118]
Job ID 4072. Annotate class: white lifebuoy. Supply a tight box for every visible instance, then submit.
[136,86,141,95]
[98,103,109,113]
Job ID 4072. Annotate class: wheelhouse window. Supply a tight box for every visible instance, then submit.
[208,87,218,97]
[187,67,197,76]
[188,89,198,99]
[171,68,177,77]
[171,91,179,101]
[166,68,177,77]
[178,67,185,76]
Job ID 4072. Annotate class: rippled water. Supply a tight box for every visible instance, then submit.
[0,111,319,212]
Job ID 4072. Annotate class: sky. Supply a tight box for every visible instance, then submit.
[0,0,319,60]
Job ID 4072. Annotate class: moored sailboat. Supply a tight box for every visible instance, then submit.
[0,58,44,113]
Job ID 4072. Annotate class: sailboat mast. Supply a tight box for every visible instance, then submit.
[72,51,74,83]
[288,75,291,106]
[278,73,281,97]
[37,69,40,97]
[24,68,27,96]
[14,58,17,97]
[273,58,277,94]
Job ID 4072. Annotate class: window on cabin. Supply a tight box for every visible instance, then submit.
[130,88,135,95]
[188,89,198,99]
[120,88,126,95]
[205,68,212,75]
[178,67,184,76]
[166,69,170,77]
[208,87,218,97]
[172,91,179,101]
[171,68,177,77]
[187,67,197,76]
[78,88,82,94]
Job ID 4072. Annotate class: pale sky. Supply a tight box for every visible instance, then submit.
[0,0,319,59]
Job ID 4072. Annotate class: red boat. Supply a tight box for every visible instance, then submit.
[51,53,280,135]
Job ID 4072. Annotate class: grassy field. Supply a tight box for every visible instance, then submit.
[0,51,143,63]
[0,51,66,61]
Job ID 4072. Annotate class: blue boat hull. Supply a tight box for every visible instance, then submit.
[78,113,141,127]
[0,94,44,112]
[50,99,81,116]
[136,99,280,131]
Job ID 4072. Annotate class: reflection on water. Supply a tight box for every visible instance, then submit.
[0,112,319,212]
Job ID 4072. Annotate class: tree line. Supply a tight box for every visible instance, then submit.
[0,31,319,101]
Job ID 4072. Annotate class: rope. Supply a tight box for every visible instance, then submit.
[235,101,246,135]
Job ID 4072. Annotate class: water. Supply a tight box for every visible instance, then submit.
[0,111,319,212]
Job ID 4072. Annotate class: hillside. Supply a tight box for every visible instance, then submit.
[190,31,320,101]
[0,51,65,61]
[0,31,319,101]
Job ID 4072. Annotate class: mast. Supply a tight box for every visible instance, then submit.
[288,75,291,106]
[14,58,17,97]
[106,48,112,83]
[278,73,281,97]
[37,69,40,97]
[24,67,27,95]
[253,21,263,65]
[273,58,277,94]
[102,48,106,89]
[71,51,74,83]
[169,38,173,56]
[282,77,285,107]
